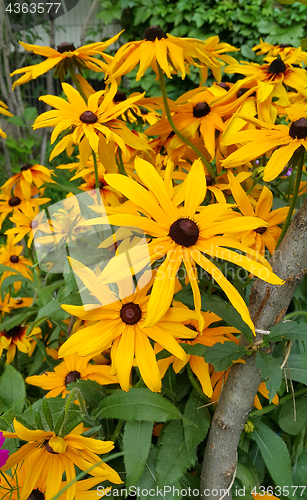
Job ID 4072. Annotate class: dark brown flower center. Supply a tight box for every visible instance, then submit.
[186,324,198,332]
[289,117,307,139]
[193,102,211,118]
[217,82,229,91]
[65,370,81,386]
[8,196,21,207]
[16,299,23,305]
[140,107,149,115]
[21,163,32,171]
[206,175,214,186]
[57,41,76,53]
[236,88,256,99]
[255,226,267,234]
[79,111,98,124]
[27,489,45,500]
[169,218,199,247]
[4,326,20,338]
[268,58,287,74]
[279,43,292,48]
[113,91,127,103]
[144,25,166,41]
[44,440,59,454]
[10,255,19,263]
[120,302,142,325]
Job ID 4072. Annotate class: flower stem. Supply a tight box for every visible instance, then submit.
[116,147,128,176]
[92,152,100,190]
[276,146,305,248]
[69,67,87,102]
[157,64,216,180]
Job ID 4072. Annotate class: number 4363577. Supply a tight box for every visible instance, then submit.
[6,3,61,14]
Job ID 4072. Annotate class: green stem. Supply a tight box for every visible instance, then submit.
[92,152,100,190]
[276,146,305,248]
[250,387,307,418]
[69,67,87,102]
[246,180,257,196]
[157,64,216,180]
[284,311,307,321]
[116,148,128,176]
[111,419,124,442]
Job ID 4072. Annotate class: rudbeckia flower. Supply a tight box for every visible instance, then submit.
[224,56,307,102]
[82,158,283,333]
[2,419,122,500]
[10,33,121,88]
[157,306,239,397]
[58,266,197,392]
[0,234,33,291]
[1,163,55,199]
[0,325,41,364]
[0,185,49,230]
[252,40,306,65]
[0,99,13,138]
[5,205,40,248]
[33,81,149,165]
[26,352,119,398]
[108,25,216,81]
[222,105,307,181]
[227,171,289,254]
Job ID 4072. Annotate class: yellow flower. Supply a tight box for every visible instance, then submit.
[157,306,239,397]
[2,419,122,500]
[10,33,121,88]
[33,81,149,165]
[58,265,197,392]
[5,205,40,248]
[227,171,289,254]
[224,56,307,102]
[0,184,49,230]
[222,105,307,181]
[82,158,283,333]
[26,352,119,398]
[0,325,41,364]
[252,40,306,65]
[1,163,55,199]
[0,99,13,138]
[108,25,219,81]
[0,234,33,291]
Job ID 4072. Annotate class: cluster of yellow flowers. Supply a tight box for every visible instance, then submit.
[1,27,306,498]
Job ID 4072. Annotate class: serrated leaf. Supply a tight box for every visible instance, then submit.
[267,321,307,343]
[256,352,282,403]
[204,342,246,371]
[93,388,182,421]
[68,379,107,413]
[123,421,153,488]
[0,365,26,415]
[156,420,195,487]
[251,421,296,499]
[183,390,210,455]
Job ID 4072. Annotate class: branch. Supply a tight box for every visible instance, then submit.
[80,0,98,46]
[200,196,307,500]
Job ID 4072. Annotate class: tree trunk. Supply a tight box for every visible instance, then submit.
[200,196,307,500]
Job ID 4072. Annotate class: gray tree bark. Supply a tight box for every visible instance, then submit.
[200,196,307,500]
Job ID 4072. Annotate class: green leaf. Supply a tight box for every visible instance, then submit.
[181,343,208,357]
[156,420,196,487]
[301,36,307,50]
[68,379,108,413]
[266,321,307,343]
[278,398,307,435]
[293,449,307,494]
[286,353,307,385]
[38,280,65,305]
[42,398,54,431]
[0,264,22,275]
[256,352,282,403]
[41,182,83,196]
[35,300,70,322]
[183,390,210,455]
[93,388,182,421]
[251,421,296,499]
[236,462,258,495]
[0,365,26,415]
[123,421,153,488]
[0,311,34,332]
[8,116,25,127]
[204,342,246,371]
[23,106,38,123]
